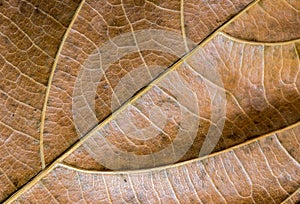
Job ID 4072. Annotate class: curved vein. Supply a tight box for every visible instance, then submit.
[49,120,300,175]
[39,0,86,169]
[3,1,262,202]
[220,32,300,46]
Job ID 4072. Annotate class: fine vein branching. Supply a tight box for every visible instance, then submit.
[4,0,261,203]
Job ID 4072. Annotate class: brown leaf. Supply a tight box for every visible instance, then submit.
[223,0,300,42]
[1,0,300,203]
[282,188,300,204]
[12,124,300,203]
[0,0,80,201]
[42,0,254,167]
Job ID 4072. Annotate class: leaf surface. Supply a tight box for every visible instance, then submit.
[0,0,80,201]
[13,124,300,203]
[1,0,300,203]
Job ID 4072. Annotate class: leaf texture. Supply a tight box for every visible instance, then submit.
[0,0,80,201]
[42,0,254,167]
[12,124,300,203]
[1,0,300,203]
[64,32,300,171]
[282,188,300,204]
[223,0,300,42]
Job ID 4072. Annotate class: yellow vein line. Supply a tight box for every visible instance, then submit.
[127,175,142,204]
[4,0,260,203]
[39,0,85,169]
[281,186,300,203]
[220,32,300,46]
[180,0,189,52]
[53,0,261,169]
[60,120,300,175]
[102,175,113,204]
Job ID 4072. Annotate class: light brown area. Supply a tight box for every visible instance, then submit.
[14,124,300,203]
[64,34,300,171]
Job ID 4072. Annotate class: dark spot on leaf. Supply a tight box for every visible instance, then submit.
[4,37,9,45]
[216,19,222,23]
[161,134,169,142]
[12,179,19,187]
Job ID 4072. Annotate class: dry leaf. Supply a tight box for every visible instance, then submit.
[1,0,300,203]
